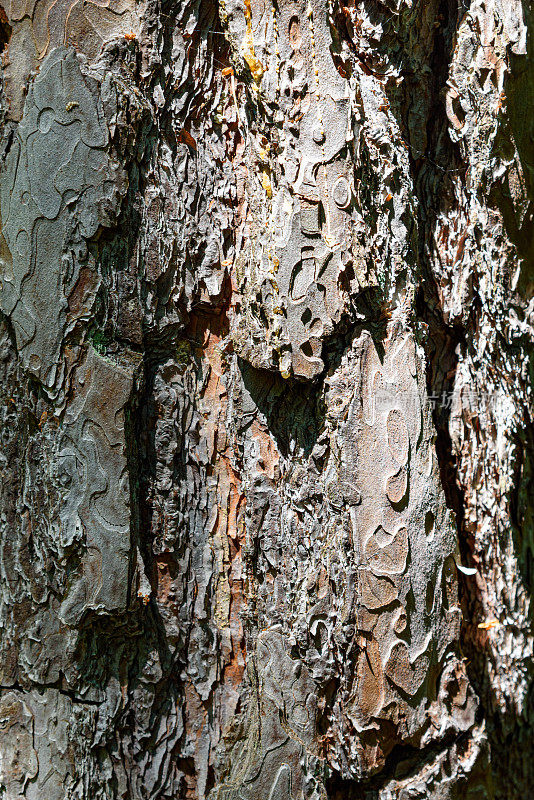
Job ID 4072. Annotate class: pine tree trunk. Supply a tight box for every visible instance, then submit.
[0,0,532,797]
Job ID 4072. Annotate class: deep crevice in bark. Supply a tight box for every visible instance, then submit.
[324,725,481,799]
[0,7,11,55]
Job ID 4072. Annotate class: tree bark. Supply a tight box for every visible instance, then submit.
[0,0,532,797]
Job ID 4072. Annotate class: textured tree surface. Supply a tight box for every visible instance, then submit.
[0,0,532,797]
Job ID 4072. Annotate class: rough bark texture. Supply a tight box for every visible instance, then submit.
[0,0,532,797]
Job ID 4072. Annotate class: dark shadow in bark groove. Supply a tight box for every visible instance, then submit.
[324,727,489,799]
[239,358,324,458]
[238,290,389,460]
[0,9,11,54]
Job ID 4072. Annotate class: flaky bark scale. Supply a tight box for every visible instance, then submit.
[0,0,531,797]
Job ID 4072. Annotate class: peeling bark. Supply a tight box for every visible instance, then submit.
[0,0,532,797]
